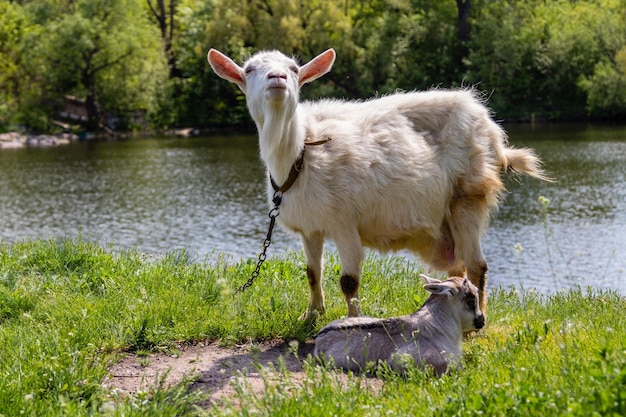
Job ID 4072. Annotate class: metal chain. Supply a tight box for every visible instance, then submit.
[236,190,283,293]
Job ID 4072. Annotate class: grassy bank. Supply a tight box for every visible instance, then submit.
[0,238,624,416]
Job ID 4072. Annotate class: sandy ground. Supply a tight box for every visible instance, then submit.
[104,339,322,407]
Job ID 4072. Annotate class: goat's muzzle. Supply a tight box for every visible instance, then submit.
[474,314,485,330]
[266,72,288,91]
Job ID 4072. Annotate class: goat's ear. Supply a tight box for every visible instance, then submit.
[420,274,441,285]
[299,48,336,86]
[207,49,245,87]
[423,280,458,298]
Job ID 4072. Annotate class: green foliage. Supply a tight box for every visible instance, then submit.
[0,1,56,131]
[1,0,626,131]
[30,0,169,129]
[0,1,27,129]
[466,0,626,119]
[579,54,626,118]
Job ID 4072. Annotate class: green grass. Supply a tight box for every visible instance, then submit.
[0,237,624,416]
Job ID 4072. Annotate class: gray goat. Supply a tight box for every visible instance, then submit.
[313,275,484,375]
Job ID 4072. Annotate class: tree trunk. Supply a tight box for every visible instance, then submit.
[82,53,100,130]
[457,0,471,44]
[147,0,181,78]
[85,92,99,131]
[456,0,471,71]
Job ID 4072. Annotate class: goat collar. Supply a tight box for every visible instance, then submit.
[269,137,331,193]
[270,148,305,193]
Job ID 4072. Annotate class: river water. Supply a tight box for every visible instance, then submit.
[1,123,625,294]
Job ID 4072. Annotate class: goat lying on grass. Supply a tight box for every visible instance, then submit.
[207,48,549,319]
[314,275,485,375]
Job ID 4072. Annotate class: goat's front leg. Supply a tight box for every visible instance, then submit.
[335,229,364,317]
[300,232,325,320]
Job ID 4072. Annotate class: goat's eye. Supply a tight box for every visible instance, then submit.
[289,65,299,74]
[244,66,255,74]
[466,298,477,309]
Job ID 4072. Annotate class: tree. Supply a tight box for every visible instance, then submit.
[170,0,352,127]
[465,0,626,120]
[346,0,460,94]
[33,0,168,129]
[4,0,626,130]
[0,2,28,129]
[579,47,626,118]
[456,0,470,44]
[146,0,181,78]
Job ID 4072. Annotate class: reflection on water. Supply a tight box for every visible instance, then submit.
[1,124,625,295]
[486,123,626,294]
[0,136,271,259]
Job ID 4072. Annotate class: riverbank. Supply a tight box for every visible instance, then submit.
[0,131,80,149]
[0,238,624,415]
[0,127,227,150]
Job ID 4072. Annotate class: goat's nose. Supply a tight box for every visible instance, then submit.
[474,314,485,329]
[268,71,287,80]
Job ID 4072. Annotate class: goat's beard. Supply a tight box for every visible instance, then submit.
[265,86,289,101]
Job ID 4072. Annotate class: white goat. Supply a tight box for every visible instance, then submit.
[207,48,549,318]
[314,275,485,375]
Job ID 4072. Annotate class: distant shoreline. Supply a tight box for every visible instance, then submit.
[0,132,81,149]
[0,127,252,150]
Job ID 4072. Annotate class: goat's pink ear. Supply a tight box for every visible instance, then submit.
[207,49,245,86]
[299,48,336,86]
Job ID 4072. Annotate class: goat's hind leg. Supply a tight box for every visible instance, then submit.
[335,229,364,317]
[448,196,490,313]
[300,232,325,320]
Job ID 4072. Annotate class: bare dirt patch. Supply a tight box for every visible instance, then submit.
[104,339,319,406]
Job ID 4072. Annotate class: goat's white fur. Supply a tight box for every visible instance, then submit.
[314,275,485,375]
[207,48,549,318]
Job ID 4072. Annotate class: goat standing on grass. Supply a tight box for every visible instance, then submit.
[207,48,549,319]
[314,275,485,375]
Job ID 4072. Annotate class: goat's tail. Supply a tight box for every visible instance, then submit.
[489,124,553,182]
[502,147,552,181]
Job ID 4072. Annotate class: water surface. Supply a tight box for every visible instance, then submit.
[1,124,624,294]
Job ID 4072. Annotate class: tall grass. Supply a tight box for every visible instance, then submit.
[0,237,624,416]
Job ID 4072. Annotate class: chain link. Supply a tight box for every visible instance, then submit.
[236,191,282,293]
